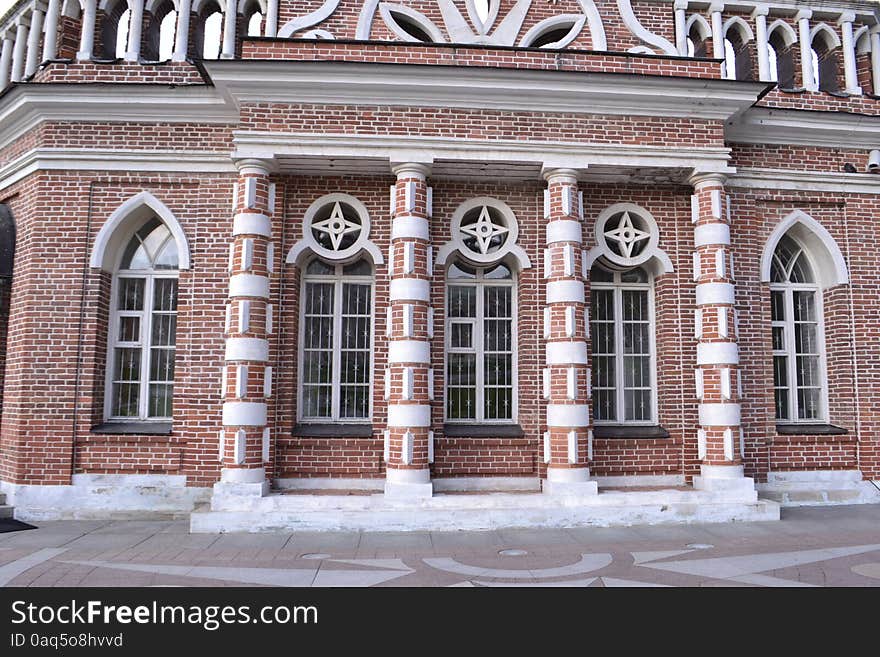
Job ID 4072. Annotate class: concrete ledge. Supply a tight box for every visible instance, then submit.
[756,471,880,507]
[192,488,780,532]
[0,475,210,521]
[432,477,540,492]
[595,474,685,488]
[275,477,384,491]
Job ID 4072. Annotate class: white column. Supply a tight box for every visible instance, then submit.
[172,0,192,62]
[42,0,61,61]
[76,0,97,61]
[10,22,28,82]
[797,9,815,91]
[265,0,278,37]
[24,9,44,77]
[0,37,13,88]
[838,11,861,95]
[753,4,770,81]
[125,0,145,62]
[674,0,688,56]
[709,1,724,60]
[872,26,880,95]
[221,0,237,58]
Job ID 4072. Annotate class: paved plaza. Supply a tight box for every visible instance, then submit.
[1,505,879,587]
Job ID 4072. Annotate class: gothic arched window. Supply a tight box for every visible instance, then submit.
[107,217,179,421]
[770,234,826,422]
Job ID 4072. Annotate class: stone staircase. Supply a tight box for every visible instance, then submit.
[0,492,13,519]
[757,470,880,507]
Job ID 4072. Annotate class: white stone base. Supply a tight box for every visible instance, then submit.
[191,487,780,533]
[756,470,880,507]
[210,480,270,508]
[275,477,384,491]
[384,482,434,499]
[542,479,600,497]
[0,475,211,521]
[432,477,541,492]
[692,465,758,502]
[595,474,686,488]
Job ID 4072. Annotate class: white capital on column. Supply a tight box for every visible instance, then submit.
[872,27,880,96]
[42,0,61,61]
[838,12,861,95]
[0,38,13,88]
[10,22,28,82]
[752,4,770,81]
[796,9,815,91]
[24,9,43,77]
[76,0,97,61]
[125,0,145,61]
[172,0,193,61]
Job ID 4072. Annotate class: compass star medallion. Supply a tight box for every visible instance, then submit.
[603,212,649,258]
[460,206,509,255]
[311,202,361,251]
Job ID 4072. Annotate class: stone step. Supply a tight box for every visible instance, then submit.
[0,505,13,519]
[759,489,864,506]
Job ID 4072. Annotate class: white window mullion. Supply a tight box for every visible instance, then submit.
[332,275,343,422]
[615,286,625,424]
[785,289,798,422]
[139,276,154,421]
[475,276,485,422]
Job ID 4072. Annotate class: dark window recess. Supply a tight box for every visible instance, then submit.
[442,424,525,438]
[775,423,848,436]
[292,424,374,438]
[91,422,172,435]
[593,425,670,439]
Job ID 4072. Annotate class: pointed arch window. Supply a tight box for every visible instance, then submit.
[590,264,656,424]
[299,257,374,422]
[107,217,179,421]
[445,261,516,423]
[770,234,826,422]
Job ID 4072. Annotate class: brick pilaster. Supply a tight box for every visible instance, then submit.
[384,162,434,498]
[220,159,275,492]
[542,168,597,496]
[689,172,752,493]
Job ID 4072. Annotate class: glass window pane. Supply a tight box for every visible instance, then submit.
[114,347,141,381]
[149,348,175,382]
[342,259,371,276]
[447,262,477,279]
[450,322,473,349]
[625,389,651,422]
[117,278,145,311]
[793,291,816,322]
[151,314,177,347]
[112,383,140,417]
[772,326,785,351]
[797,388,821,420]
[773,355,788,388]
[774,388,789,420]
[620,267,648,283]
[796,355,820,387]
[771,290,785,321]
[306,259,335,276]
[591,289,614,321]
[794,324,818,354]
[118,316,140,343]
[590,266,614,283]
[152,279,178,312]
[448,286,476,318]
[148,384,173,418]
[484,264,512,279]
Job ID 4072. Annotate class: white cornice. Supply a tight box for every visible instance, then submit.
[728,166,880,192]
[0,148,236,192]
[726,106,880,148]
[202,60,769,121]
[231,131,736,176]
[643,0,879,24]
[0,85,236,153]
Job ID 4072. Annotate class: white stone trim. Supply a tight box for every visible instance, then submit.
[388,339,431,364]
[387,404,431,427]
[222,401,268,427]
[546,219,583,245]
[698,402,741,427]
[391,215,429,240]
[229,274,270,299]
[760,209,849,288]
[385,467,431,484]
[696,341,739,366]
[546,341,589,365]
[233,212,271,238]
[695,282,734,306]
[547,280,585,304]
[547,404,591,427]
[220,468,267,485]
[90,191,192,271]
[694,222,730,247]
[390,277,430,302]
[545,467,591,483]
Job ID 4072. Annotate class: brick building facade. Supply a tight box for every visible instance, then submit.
[0,0,879,531]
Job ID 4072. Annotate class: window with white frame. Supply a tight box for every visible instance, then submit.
[590,264,656,424]
[445,261,516,423]
[770,234,826,422]
[107,218,179,421]
[299,258,373,422]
